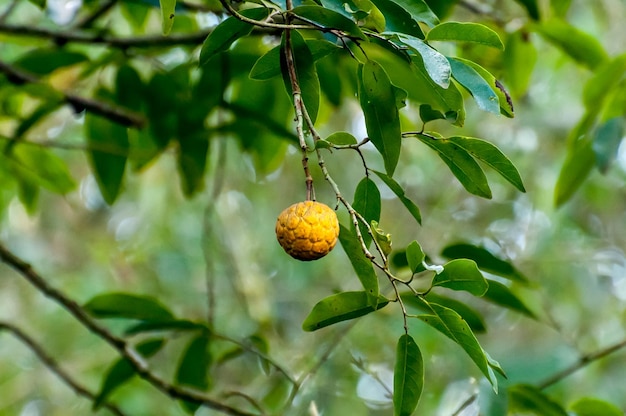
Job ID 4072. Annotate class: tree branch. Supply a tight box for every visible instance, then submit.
[0,243,259,416]
[538,337,626,390]
[0,23,210,48]
[0,321,127,416]
[0,60,146,128]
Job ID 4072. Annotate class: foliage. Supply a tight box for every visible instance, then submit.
[0,0,625,415]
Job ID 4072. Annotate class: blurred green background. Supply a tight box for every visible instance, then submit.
[1,0,625,415]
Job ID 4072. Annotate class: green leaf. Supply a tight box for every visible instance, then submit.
[447,136,526,192]
[176,334,211,413]
[125,319,207,336]
[14,49,88,75]
[352,177,381,248]
[370,0,424,38]
[199,7,269,66]
[292,5,367,40]
[372,170,421,224]
[393,334,423,416]
[536,19,608,70]
[484,279,536,319]
[448,58,499,114]
[508,384,568,416]
[416,134,492,198]
[396,35,450,88]
[433,259,488,296]
[4,144,75,195]
[403,293,487,333]
[406,240,425,274]
[427,22,504,50]
[302,291,389,331]
[84,293,174,321]
[280,30,321,124]
[159,0,176,35]
[454,57,514,118]
[592,117,624,174]
[391,0,439,27]
[418,104,446,123]
[16,177,39,214]
[306,39,342,61]
[116,65,144,112]
[15,101,63,139]
[143,72,179,151]
[85,113,129,205]
[513,0,540,19]
[94,339,165,409]
[358,60,402,176]
[441,243,529,283]
[371,220,393,257]
[570,397,623,416]
[339,224,380,307]
[554,138,595,207]
[503,29,538,98]
[250,40,340,80]
[326,131,358,145]
[582,54,626,111]
[417,303,498,390]
[177,131,209,197]
[425,293,486,332]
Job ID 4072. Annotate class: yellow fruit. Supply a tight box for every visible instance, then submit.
[275,201,339,261]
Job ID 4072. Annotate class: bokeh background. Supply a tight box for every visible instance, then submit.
[0,0,625,415]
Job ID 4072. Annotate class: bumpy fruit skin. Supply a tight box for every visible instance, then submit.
[275,201,339,261]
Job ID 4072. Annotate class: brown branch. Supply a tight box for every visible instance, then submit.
[0,23,210,48]
[538,337,626,390]
[450,337,626,415]
[0,60,145,128]
[0,243,259,416]
[0,321,127,416]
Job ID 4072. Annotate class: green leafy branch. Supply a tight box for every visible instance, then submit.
[452,336,626,415]
[0,60,145,128]
[0,320,127,416]
[0,243,260,416]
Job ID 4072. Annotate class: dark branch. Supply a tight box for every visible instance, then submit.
[0,23,210,48]
[0,243,259,416]
[0,321,127,416]
[538,337,626,390]
[0,60,146,128]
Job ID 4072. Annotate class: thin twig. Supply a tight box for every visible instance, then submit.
[0,60,145,128]
[0,321,127,416]
[0,23,211,48]
[73,0,117,28]
[0,0,18,23]
[283,0,314,200]
[450,337,626,416]
[538,337,626,390]
[0,243,259,416]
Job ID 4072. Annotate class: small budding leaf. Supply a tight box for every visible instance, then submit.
[371,220,392,257]
[393,334,424,416]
